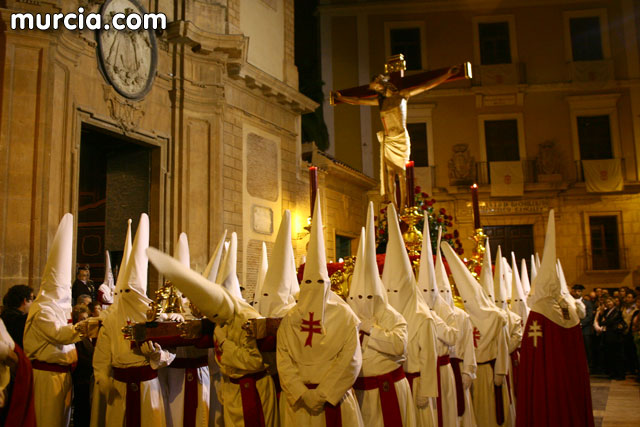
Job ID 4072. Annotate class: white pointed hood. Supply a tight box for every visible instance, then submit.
[492,247,508,310]
[254,211,298,317]
[175,232,190,268]
[252,242,268,307]
[530,254,538,283]
[535,253,541,269]
[528,210,579,327]
[289,243,300,299]
[349,203,388,320]
[479,238,496,304]
[502,257,513,301]
[203,230,227,282]
[103,250,115,290]
[30,213,74,320]
[116,214,152,324]
[217,232,244,300]
[441,242,507,327]
[511,253,530,322]
[435,227,455,308]
[416,214,440,309]
[147,248,236,324]
[520,258,531,296]
[113,219,133,300]
[297,192,331,328]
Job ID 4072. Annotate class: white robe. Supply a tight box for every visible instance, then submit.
[160,345,211,427]
[0,319,15,408]
[23,302,81,427]
[430,299,460,427]
[357,305,416,427]
[277,295,364,427]
[402,306,439,427]
[449,307,477,427]
[208,350,224,427]
[213,305,277,427]
[92,313,174,427]
[471,316,512,427]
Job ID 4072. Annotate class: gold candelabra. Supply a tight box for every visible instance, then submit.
[466,228,487,281]
[399,205,423,257]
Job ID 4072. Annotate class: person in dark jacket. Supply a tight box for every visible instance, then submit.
[0,284,34,349]
[71,304,94,427]
[72,265,97,304]
[572,284,595,370]
[598,297,626,380]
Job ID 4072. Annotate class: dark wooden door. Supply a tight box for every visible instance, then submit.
[484,224,534,270]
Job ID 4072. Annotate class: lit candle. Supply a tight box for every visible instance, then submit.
[406,161,415,207]
[309,166,318,216]
[471,183,481,229]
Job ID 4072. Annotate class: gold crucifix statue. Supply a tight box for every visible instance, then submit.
[331,55,472,208]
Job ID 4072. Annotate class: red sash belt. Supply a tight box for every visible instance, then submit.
[169,356,208,427]
[436,355,451,427]
[306,383,342,427]
[450,357,465,416]
[477,359,504,425]
[31,360,72,373]
[4,346,36,427]
[112,365,158,427]
[354,366,405,427]
[404,371,420,391]
[229,371,267,427]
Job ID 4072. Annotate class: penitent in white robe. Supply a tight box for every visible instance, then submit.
[160,345,211,427]
[357,306,416,427]
[214,304,277,427]
[449,307,477,427]
[92,313,174,427]
[277,294,364,427]
[23,302,81,427]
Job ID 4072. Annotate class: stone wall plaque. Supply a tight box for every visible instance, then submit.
[246,133,279,202]
[474,199,550,215]
[97,0,158,100]
[252,205,273,235]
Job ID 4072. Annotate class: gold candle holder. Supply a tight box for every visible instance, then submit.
[466,228,487,281]
[400,205,423,257]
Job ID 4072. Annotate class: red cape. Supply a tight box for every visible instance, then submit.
[2,345,36,427]
[515,311,594,427]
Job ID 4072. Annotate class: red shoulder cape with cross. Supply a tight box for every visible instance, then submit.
[331,63,472,105]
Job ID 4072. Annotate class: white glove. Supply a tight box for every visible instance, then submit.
[301,389,325,414]
[462,373,473,390]
[359,318,375,335]
[494,373,505,387]
[416,395,431,409]
[159,312,185,322]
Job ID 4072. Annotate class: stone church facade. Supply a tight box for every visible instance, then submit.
[0,0,355,298]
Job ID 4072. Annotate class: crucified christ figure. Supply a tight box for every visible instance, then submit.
[331,56,471,208]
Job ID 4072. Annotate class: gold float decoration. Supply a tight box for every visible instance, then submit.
[330,256,356,300]
[399,205,423,257]
[146,280,185,321]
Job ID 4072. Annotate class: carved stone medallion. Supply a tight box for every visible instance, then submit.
[536,140,561,175]
[448,143,475,184]
[96,0,157,100]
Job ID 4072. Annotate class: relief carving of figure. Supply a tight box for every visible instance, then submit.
[448,144,475,184]
[536,140,561,175]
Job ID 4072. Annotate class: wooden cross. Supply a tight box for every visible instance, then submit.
[301,312,322,347]
[330,55,472,106]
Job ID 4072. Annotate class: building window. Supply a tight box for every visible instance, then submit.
[570,16,603,61]
[478,22,512,65]
[577,115,613,160]
[484,119,520,162]
[589,215,620,270]
[335,234,352,260]
[408,122,428,167]
[389,28,422,71]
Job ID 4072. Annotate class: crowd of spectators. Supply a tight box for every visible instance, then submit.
[572,285,640,381]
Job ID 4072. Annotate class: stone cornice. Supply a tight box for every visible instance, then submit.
[227,61,318,115]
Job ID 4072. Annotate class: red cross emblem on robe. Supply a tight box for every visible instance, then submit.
[473,327,481,348]
[301,312,322,347]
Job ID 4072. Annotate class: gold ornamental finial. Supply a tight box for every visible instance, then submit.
[146,280,185,321]
[385,54,407,74]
